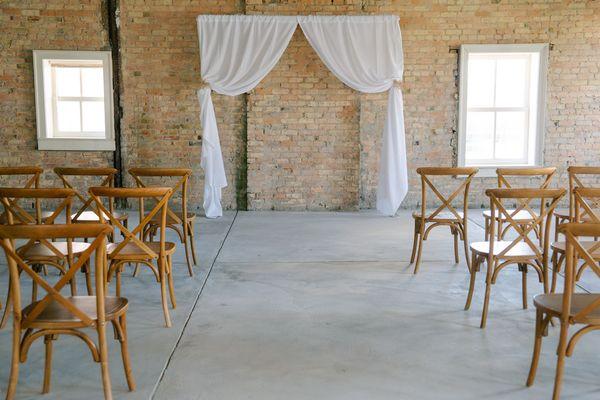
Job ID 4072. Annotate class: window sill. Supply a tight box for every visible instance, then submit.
[37,138,115,151]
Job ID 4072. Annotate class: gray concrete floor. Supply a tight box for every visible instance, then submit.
[1,210,600,399]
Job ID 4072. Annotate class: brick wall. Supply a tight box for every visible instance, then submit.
[2,1,599,212]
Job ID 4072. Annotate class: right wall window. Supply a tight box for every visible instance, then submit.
[458,44,548,172]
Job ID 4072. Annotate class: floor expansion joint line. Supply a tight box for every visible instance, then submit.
[149,210,239,399]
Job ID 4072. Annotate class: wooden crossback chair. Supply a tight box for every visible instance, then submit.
[0,166,45,224]
[465,188,565,328]
[0,223,134,400]
[550,187,600,293]
[89,186,176,327]
[0,188,94,329]
[129,168,196,276]
[527,223,600,400]
[482,167,556,242]
[54,167,129,232]
[410,167,478,274]
[553,166,600,242]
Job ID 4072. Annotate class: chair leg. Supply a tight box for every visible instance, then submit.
[413,222,426,274]
[84,260,93,295]
[484,217,490,241]
[167,255,177,309]
[97,321,113,400]
[452,226,459,264]
[115,267,122,298]
[461,225,471,272]
[118,314,136,391]
[42,335,54,394]
[465,251,478,310]
[527,309,544,386]
[188,222,198,266]
[480,260,493,329]
[6,320,21,400]
[183,235,194,277]
[159,257,172,328]
[551,253,565,294]
[409,220,419,264]
[552,321,570,400]
[0,277,12,329]
[521,263,528,309]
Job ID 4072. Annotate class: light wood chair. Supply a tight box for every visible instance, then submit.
[0,166,45,224]
[527,222,600,400]
[465,188,565,328]
[552,166,600,243]
[482,167,556,242]
[550,187,600,293]
[54,167,129,232]
[0,188,93,329]
[89,186,176,327]
[0,223,135,400]
[410,167,478,274]
[129,168,196,276]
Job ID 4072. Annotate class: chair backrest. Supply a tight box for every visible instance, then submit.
[128,168,192,227]
[89,187,172,260]
[0,223,112,328]
[0,188,76,259]
[573,187,600,224]
[496,167,557,219]
[568,167,600,218]
[0,166,44,218]
[54,167,119,222]
[416,167,478,223]
[558,222,600,323]
[486,188,565,260]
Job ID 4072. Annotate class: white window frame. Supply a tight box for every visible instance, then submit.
[457,44,549,176]
[33,50,115,151]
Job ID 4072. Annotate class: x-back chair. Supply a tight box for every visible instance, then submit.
[0,188,93,329]
[465,188,565,328]
[128,168,197,276]
[89,186,176,327]
[0,223,134,400]
[553,166,600,242]
[410,167,478,274]
[482,167,556,242]
[0,166,45,224]
[54,167,129,231]
[550,188,600,293]
[527,223,600,400]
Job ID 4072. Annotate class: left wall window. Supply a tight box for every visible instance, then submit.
[33,50,115,151]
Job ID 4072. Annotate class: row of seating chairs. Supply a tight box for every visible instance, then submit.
[409,165,600,399]
[0,166,198,399]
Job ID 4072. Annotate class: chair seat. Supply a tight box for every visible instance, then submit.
[482,209,537,221]
[148,211,196,225]
[18,241,92,261]
[72,210,128,223]
[534,293,600,324]
[471,240,540,258]
[22,296,128,326]
[107,241,176,260]
[554,209,570,220]
[412,210,463,222]
[551,240,600,256]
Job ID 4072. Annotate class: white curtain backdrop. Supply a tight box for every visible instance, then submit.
[197,15,407,217]
[197,15,298,217]
[299,15,407,215]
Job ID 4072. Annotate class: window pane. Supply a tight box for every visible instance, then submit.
[56,101,81,132]
[495,57,528,107]
[55,67,81,97]
[81,101,105,132]
[467,58,495,108]
[495,111,527,160]
[81,67,104,97]
[465,111,494,161]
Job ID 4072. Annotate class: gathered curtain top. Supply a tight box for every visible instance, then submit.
[197,15,399,23]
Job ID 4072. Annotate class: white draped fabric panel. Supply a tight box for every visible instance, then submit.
[197,14,407,217]
[298,15,407,215]
[197,15,298,217]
